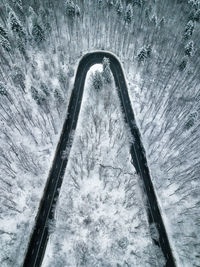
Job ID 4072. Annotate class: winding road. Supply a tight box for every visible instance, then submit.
[23,51,176,267]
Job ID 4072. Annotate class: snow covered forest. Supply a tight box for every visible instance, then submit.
[0,0,200,266]
[42,66,165,267]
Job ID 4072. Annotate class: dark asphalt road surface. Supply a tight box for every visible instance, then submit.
[23,51,176,267]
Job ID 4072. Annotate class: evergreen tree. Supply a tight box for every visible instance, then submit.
[132,0,143,7]
[75,5,81,16]
[65,0,76,17]
[32,22,45,44]
[194,9,200,21]
[0,25,8,40]
[31,86,39,103]
[188,0,200,10]
[138,48,147,62]
[92,71,103,91]
[185,40,194,57]
[58,69,68,89]
[195,91,200,103]
[184,20,194,39]
[151,15,157,26]
[8,10,27,55]
[118,237,129,249]
[107,0,115,7]
[116,0,123,14]
[102,57,112,84]
[158,17,165,28]
[39,8,52,34]
[12,67,26,92]
[145,8,150,21]
[12,0,23,8]
[145,5,152,21]
[116,0,123,15]
[125,4,133,23]
[146,45,152,57]
[41,83,50,97]
[137,46,151,62]
[12,0,23,17]
[0,82,8,96]
[178,58,187,71]
[31,86,45,105]
[54,88,64,106]
[9,10,25,39]
[97,0,103,7]
[184,112,198,130]
[0,36,11,52]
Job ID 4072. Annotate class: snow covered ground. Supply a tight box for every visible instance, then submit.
[42,65,165,267]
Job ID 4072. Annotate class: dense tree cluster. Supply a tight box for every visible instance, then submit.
[92,71,103,91]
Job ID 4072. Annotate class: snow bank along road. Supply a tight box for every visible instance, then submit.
[23,52,176,267]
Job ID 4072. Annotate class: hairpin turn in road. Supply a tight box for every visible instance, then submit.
[23,51,176,267]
